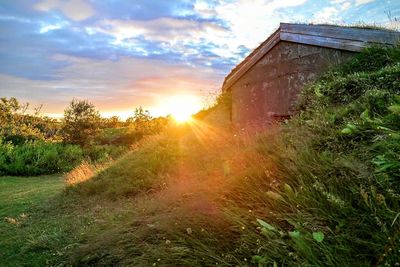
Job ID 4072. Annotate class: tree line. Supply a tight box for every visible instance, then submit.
[0,97,170,176]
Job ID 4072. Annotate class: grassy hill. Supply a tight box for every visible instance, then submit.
[1,45,399,266]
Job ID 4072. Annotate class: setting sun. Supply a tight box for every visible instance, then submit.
[173,112,193,123]
[154,95,202,123]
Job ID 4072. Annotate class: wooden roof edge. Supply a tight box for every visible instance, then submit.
[222,23,400,92]
[222,26,281,91]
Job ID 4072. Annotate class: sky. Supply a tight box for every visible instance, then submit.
[0,0,399,118]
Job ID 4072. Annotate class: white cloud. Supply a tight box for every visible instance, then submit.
[34,0,94,21]
[210,0,307,49]
[193,1,218,18]
[39,20,69,33]
[355,0,375,6]
[312,7,341,23]
[185,0,309,61]
[341,2,352,10]
[93,1,309,60]
[97,18,226,44]
[93,17,230,57]
[330,0,348,3]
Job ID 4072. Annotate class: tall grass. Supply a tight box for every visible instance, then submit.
[67,134,182,199]
[62,45,400,266]
[216,45,400,266]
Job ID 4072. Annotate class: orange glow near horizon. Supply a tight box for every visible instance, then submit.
[153,95,203,123]
[44,94,204,121]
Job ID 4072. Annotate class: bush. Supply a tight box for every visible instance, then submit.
[82,144,127,163]
[0,141,83,176]
[62,99,100,146]
[96,127,143,146]
[0,97,61,143]
[194,91,232,120]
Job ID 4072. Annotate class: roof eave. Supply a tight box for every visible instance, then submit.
[222,23,400,92]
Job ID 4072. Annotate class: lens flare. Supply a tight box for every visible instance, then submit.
[156,95,202,123]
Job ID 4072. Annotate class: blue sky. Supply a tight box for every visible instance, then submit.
[0,0,399,117]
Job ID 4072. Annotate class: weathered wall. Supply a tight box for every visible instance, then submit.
[230,41,355,127]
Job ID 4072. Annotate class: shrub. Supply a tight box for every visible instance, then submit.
[62,98,100,146]
[0,97,61,143]
[0,141,83,176]
[82,144,127,163]
[96,127,143,146]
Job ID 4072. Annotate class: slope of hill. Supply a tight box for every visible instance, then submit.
[69,44,400,266]
[1,45,399,266]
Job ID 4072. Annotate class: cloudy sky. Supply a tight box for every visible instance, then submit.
[0,0,399,117]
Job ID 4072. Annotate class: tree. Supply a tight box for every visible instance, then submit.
[62,98,100,145]
[132,106,152,132]
[0,97,55,143]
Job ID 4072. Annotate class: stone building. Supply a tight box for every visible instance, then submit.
[222,23,400,127]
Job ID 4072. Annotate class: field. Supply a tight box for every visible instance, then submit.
[1,46,400,266]
[0,175,65,265]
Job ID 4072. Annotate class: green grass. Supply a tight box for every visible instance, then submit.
[70,45,399,266]
[0,175,66,266]
[0,175,64,217]
[68,134,182,199]
[189,45,400,266]
[0,133,182,267]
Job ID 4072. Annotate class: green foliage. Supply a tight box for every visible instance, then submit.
[194,90,232,120]
[335,45,400,75]
[100,116,123,128]
[299,64,400,109]
[0,97,60,143]
[82,144,127,163]
[0,140,83,175]
[0,97,162,176]
[62,98,101,146]
[95,127,143,146]
[0,139,131,176]
[215,90,232,108]
[221,45,400,266]
[312,231,325,243]
[69,135,181,199]
[126,107,169,135]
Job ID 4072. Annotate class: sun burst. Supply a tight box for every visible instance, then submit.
[157,95,202,123]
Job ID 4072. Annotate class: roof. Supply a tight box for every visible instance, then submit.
[222,23,400,91]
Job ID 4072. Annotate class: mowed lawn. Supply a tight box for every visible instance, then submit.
[0,175,67,266]
[0,175,64,217]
